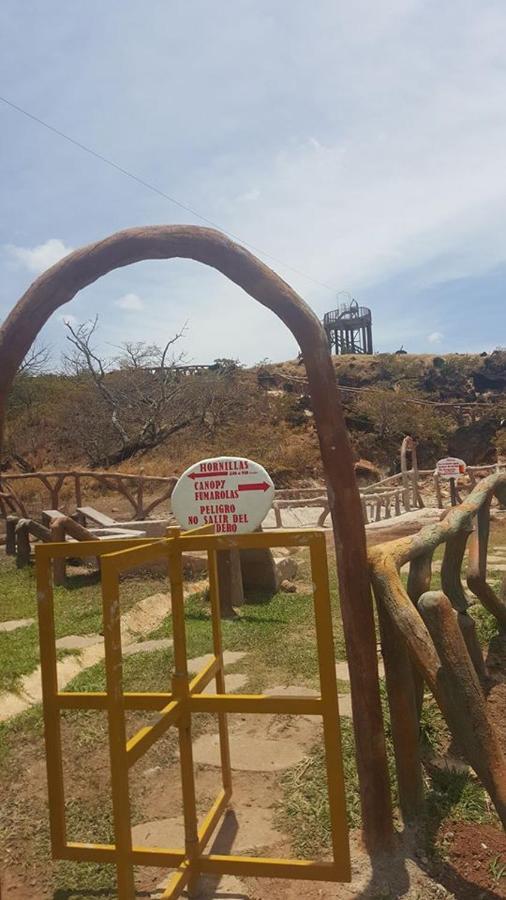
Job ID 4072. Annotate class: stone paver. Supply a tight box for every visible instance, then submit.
[338,693,353,718]
[187,651,247,672]
[0,617,35,632]
[136,807,281,857]
[192,715,316,772]
[203,673,248,694]
[55,633,102,650]
[123,638,173,656]
[152,874,247,899]
[335,658,384,681]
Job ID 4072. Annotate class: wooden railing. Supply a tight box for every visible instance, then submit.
[1,461,504,529]
[273,464,425,527]
[0,469,176,521]
[369,472,506,826]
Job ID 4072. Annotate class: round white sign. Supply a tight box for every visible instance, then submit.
[436,457,467,479]
[171,456,275,534]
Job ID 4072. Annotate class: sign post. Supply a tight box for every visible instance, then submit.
[436,457,467,507]
[171,456,275,616]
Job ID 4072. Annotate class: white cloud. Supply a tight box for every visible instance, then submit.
[4,3,506,358]
[115,293,145,311]
[5,239,72,274]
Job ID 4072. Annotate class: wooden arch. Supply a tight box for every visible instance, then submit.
[0,225,391,848]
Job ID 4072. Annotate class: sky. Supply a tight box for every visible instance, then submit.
[1,0,506,366]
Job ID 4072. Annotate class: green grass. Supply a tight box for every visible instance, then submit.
[0,556,167,692]
[0,704,44,768]
[278,719,360,857]
[0,557,41,620]
[469,599,501,645]
[52,800,116,898]
[279,683,500,860]
[64,582,336,696]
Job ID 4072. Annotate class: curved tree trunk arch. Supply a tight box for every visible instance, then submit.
[0,224,392,849]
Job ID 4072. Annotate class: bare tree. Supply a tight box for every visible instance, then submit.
[63,317,196,465]
[17,342,52,376]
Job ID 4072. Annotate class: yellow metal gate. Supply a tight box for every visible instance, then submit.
[36,527,350,898]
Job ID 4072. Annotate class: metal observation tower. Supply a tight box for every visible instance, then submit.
[323,299,373,355]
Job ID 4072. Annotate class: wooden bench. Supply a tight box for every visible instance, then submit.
[41,508,66,527]
[76,506,117,527]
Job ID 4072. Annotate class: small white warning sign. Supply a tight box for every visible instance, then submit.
[436,457,467,479]
[171,455,275,534]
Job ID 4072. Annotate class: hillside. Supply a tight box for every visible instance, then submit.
[2,351,506,486]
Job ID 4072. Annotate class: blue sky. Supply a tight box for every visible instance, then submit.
[1,1,506,365]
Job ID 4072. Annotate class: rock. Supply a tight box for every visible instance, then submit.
[274,555,298,584]
[240,547,278,595]
[280,579,296,593]
[0,618,35,633]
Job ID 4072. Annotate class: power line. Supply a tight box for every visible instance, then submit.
[0,94,339,294]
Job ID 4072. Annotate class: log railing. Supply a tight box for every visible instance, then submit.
[0,470,176,521]
[369,472,506,826]
[1,461,504,529]
[272,487,406,528]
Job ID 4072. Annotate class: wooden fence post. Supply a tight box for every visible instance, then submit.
[418,591,506,826]
[137,471,145,519]
[376,599,424,822]
[74,473,82,507]
[15,520,31,568]
[50,519,66,586]
[434,474,443,508]
[5,515,18,555]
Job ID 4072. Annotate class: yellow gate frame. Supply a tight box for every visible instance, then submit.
[36,527,351,899]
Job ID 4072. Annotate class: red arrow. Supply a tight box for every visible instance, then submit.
[188,470,258,480]
[188,471,233,480]
[238,481,270,492]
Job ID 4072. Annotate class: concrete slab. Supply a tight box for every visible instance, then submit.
[136,807,281,858]
[208,806,283,854]
[0,692,31,720]
[338,693,353,718]
[123,638,173,656]
[335,659,384,681]
[55,634,102,650]
[203,673,248,694]
[151,874,248,899]
[187,651,247,673]
[0,618,35,633]
[132,816,183,848]
[192,715,316,771]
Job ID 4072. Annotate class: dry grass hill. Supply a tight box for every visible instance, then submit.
[2,349,506,485]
